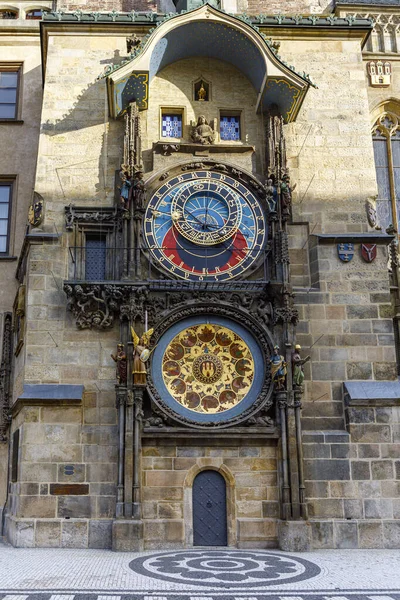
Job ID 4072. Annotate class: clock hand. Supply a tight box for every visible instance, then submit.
[204,195,210,231]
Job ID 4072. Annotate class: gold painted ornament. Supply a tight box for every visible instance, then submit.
[162,323,254,414]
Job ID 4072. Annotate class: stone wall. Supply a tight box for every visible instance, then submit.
[293,242,396,431]
[304,399,400,549]
[0,23,44,525]
[6,403,118,548]
[141,439,279,550]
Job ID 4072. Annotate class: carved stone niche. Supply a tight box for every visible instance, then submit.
[145,302,275,431]
[193,76,211,102]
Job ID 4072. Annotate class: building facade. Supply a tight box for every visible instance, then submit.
[1,0,400,550]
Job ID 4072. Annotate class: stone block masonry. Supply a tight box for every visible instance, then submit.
[304,397,400,548]
[141,440,279,550]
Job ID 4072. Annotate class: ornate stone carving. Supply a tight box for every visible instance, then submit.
[123,101,142,176]
[247,410,274,427]
[275,231,290,264]
[273,306,299,326]
[191,115,215,145]
[64,283,130,329]
[366,197,382,230]
[65,205,120,231]
[162,144,180,155]
[126,34,140,54]
[28,192,44,228]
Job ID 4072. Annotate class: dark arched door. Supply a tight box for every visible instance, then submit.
[193,470,227,546]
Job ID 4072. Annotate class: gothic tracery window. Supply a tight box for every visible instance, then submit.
[372,111,400,230]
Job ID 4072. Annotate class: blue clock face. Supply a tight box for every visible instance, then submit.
[144,171,267,282]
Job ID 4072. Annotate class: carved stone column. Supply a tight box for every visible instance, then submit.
[132,386,144,521]
[276,390,291,521]
[123,389,134,519]
[294,387,307,519]
[115,387,126,518]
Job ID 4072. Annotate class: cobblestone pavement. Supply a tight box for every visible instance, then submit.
[0,544,399,600]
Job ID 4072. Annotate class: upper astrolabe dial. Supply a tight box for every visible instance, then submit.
[170,180,242,246]
[144,170,267,282]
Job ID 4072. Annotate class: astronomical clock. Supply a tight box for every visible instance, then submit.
[143,165,275,429]
[144,171,266,282]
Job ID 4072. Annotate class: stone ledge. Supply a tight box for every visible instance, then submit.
[344,380,400,406]
[12,384,84,416]
[153,141,255,155]
[312,233,394,244]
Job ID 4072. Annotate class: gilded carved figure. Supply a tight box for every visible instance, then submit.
[292,344,310,388]
[111,343,127,385]
[191,115,215,145]
[269,345,287,391]
[131,326,154,385]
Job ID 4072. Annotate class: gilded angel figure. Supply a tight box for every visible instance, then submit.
[131,326,154,385]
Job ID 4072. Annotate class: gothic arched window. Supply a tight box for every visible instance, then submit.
[372,110,400,230]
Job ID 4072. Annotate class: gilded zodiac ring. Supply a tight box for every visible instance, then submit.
[161,323,254,415]
[192,353,223,384]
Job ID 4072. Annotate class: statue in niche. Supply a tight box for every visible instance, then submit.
[292,344,310,388]
[119,168,132,210]
[366,197,382,230]
[111,343,128,386]
[129,169,146,211]
[28,192,44,228]
[197,82,207,101]
[265,177,277,213]
[131,326,154,386]
[191,115,215,145]
[269,345,287,391]
[281,173,294,220]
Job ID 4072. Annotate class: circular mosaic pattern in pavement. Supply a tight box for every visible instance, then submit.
[129,550,321,587]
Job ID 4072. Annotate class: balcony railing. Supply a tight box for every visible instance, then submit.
[67,245,270,290]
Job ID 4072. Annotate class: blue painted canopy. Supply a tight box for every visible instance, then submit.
[107,5,311,122]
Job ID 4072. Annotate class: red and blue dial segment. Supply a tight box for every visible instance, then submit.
[144,171,266,282]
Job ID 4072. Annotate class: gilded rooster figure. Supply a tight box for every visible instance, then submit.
[131,326,154,386]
